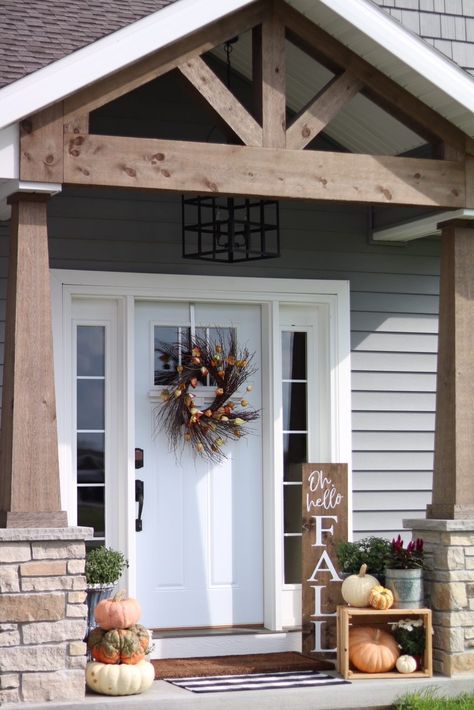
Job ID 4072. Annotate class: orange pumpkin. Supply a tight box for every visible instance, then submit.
[95,593,141,630]
[88,624,150,665]
[349,626,400,673]
[368,585,394,610]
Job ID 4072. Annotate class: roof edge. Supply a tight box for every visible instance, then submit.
[0,0,255,131]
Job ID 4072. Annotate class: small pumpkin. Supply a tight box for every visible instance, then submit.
[95,592,141,630]
[396,654,418,674]
[86,660,155,696]
[88,624,150,665]
[368,585,394,610]
[349,626,400,673]
[341,564,379,607]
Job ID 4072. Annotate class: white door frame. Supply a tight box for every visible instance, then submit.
[51,270,351,631]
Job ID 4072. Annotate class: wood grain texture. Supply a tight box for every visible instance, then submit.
[64,133,466,208]
[261,3,286,148]
[302,464,347,660]
[63,2,265,122]
[280,2,469,154]
[20,103,64,183]
[286,72,362,150]
[429,222,474,519]
[0,194,66,527]
[178,56,262,146]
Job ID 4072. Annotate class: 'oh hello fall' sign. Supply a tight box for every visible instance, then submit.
[302,463,348,659]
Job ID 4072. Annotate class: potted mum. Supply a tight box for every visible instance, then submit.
[85,546,128,636]
[384,535,425,609]
[389,617,426,670]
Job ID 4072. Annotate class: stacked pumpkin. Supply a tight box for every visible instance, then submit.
[86,593,155,696]
[341,564,419,675]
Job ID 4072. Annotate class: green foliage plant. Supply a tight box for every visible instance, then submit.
[395,688,474,709]
[336,536,391,577]
[85,546,129,587]
[388,618,425,656]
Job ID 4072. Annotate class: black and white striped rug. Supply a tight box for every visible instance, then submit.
[165,670,350,693]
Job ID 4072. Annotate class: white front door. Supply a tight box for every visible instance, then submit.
[134,300,263,629]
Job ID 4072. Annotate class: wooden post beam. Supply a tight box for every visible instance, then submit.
[261,1,286,147]
[428,221,474,519]
[286,71,363,150]
[178,56,263,146]
[0,193,67,528]
[64,133,466,208]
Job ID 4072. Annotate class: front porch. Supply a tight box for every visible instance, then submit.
[2,671,474,710]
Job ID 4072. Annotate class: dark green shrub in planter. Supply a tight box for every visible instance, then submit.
[336,536,391,580]
[85,547,129,639]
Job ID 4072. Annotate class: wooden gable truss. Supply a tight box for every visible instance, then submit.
[3,0,474,528]
[19,0,474,209]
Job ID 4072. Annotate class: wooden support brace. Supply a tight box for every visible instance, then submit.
[179,56,263,146]
[0,194,67,528]
[261,2,286,148]
[20,104,64,183]
[286,71,363,150]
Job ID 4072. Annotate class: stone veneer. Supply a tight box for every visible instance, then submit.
[405,519,474,676]
[0,527,92,704]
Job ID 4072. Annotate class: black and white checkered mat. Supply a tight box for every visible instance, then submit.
[165,669,350,693]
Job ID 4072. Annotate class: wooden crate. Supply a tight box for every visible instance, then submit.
[337,606,433,680]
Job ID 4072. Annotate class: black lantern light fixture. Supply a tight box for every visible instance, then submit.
[182,40,280,263]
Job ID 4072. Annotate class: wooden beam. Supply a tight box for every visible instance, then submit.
[20,103,64,183]
[279,2,469,154]
[64,133,466,208]
[261,2,286,147]
[63,2,265,123]
[286,71,362,150]
[428,221,474,519]
[178,56,262,146]
[0,194,67,528]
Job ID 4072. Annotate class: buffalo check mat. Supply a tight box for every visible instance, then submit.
[165,670,350,693]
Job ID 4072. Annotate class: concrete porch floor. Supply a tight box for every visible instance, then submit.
[2,673,474,710]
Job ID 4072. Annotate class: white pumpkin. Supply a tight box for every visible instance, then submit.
[341,563,379,607]
[86,660,155,696]
[396,655,418,674]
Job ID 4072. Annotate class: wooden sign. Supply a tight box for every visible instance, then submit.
[302,463,348,659]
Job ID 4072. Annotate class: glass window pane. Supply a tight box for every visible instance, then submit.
[284,485,302,534]
[283,434,307,482]
[78,487,105,537]
[154,326,192,384]
[284,536,302,584]
[77,326,105,377]
[282,382,307,431]
[77,433,104,484]
[77,380,105,430]
[282,331,306,380]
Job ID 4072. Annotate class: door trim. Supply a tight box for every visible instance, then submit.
[51,270,351,630]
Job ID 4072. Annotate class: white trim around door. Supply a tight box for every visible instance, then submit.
[51,270,352,632]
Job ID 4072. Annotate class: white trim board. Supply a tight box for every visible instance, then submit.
[372,209,474,242]
[51,269,352,632]
[1,0,474,138]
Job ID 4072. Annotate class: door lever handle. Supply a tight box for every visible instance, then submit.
[135,479,144,532]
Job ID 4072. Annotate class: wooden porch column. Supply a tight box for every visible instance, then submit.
[0,193,67,527]
[427,221,474,519]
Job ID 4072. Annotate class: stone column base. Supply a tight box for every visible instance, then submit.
[404,518,474,676]
[0,527,92,704]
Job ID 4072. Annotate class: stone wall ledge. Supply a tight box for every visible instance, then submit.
[0,528,92,542]
[404,519,474,532]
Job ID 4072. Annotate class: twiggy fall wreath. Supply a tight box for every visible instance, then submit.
[154,331,259,462]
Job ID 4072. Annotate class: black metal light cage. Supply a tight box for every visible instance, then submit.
[182,195,280,263]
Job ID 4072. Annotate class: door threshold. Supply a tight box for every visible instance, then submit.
[149,627,302,659]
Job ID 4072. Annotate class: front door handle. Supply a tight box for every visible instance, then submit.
[135,479,144,532]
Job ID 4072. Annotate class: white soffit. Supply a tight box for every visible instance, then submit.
[287,0,474,138]
[372,209,474,242]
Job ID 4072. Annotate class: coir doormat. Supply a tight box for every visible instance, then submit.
[152,651,335,680]
[164,670,350,693]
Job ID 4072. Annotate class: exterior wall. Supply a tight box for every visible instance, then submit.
[373,0,474,74]
[0,528,90,704]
